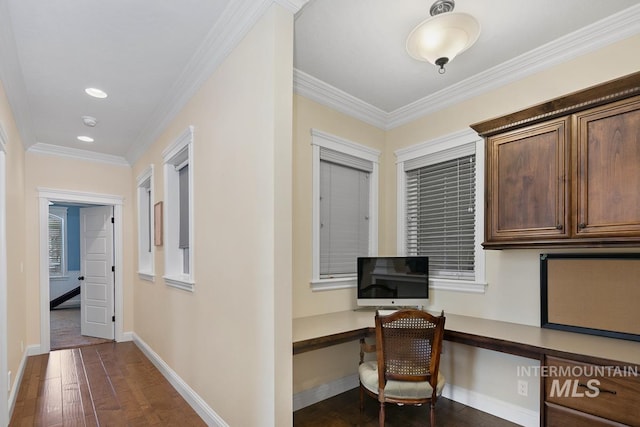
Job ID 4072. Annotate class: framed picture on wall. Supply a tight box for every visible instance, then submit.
[154,201,163,246]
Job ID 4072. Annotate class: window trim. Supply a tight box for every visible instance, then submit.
[48,206,68,279]
[395,128,486,293]
[311,128,380,291]
[162,126,195,292]
[136,165,155,282]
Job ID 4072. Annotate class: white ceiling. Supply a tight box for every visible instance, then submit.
[1,0,639,165]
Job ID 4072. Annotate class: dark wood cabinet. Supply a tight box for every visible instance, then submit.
[472,73,640,248]
[486,118,570,242]
[544,356,640,427]
[573,96,640,237]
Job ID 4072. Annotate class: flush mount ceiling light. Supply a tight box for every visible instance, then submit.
[85,87,108,98]
[77,135,94,143]
[406,0,480,74]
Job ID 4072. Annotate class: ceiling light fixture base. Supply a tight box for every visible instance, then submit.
[430,0,455,16]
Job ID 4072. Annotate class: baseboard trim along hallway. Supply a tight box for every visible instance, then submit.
[132,333,229,427]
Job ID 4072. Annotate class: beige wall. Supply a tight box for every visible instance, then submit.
[131,5,293,426]
[24,153,134,346]
[0,81,27,400]
[293,33,640,416]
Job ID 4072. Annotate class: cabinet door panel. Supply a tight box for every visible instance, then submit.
[486,118,570,241]
[575,96,640,237]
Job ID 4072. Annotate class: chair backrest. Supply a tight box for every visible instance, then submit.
[375,309,445,387]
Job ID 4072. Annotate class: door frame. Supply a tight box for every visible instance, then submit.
[38,188,124,353]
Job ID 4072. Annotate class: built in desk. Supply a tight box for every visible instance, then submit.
[293,310,640,366]
[294,310,640,425]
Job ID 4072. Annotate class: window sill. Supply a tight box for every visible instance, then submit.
[430,278,487,294]
[50,275,70,281]
[138,272,155,282]
[164,275,195,292]
[311,277,356,292]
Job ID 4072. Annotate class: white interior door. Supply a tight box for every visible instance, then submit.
[80,205,114,340]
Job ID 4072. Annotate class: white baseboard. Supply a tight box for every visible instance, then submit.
[132,333,228,427]
[27,345,42,356]
[119,331,133,342]
[8,345,40,420]
[293,374,358,411]
[442,384,538,427]
[293,375,539,427]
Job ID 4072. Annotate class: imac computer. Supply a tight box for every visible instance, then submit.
[356,256,429,309]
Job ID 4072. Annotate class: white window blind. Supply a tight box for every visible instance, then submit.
[178,164,189,250]
[405,153,476,280]
[319,148,371,278]
[48,213,64,277]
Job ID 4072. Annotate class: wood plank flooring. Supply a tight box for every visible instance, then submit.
[294,387,521,427]
[10,342,206,426]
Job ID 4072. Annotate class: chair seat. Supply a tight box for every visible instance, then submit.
[359,361,445,400]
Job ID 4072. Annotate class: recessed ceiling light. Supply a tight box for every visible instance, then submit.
[77,136,94,143]
[85,87,108,98]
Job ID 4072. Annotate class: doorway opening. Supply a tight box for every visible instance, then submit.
[38,189,124,354]
[48,203,114,350]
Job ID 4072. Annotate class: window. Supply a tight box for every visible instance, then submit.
[311,129,380,290]
[136,165,154,281]
[48,206,68,278]
[162,126,194,291]
[396,129,486,293]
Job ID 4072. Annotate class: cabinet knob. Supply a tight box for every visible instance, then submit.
[556,224,563,230]
[579,223,586,229]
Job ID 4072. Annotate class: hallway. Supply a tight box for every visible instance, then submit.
[9,342,206,426]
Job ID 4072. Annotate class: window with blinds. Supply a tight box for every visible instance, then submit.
[136,165,154,280]
[48,213,64,277]
[405,153,476,280]
[319,148,371,278]
[311,129,381,289]
[162,126,194,291]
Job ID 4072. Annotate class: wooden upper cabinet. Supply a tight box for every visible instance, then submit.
[471,72,640,248]
[486,118,570,242]
[573,95,640,237]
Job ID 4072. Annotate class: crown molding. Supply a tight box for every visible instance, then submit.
[293,69,388,129]
[126,0,278,164]
[28,143,129,167]
[274,0,309,13]
[295,4,640,131]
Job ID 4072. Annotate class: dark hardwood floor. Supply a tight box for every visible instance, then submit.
[10,341,206,426]
[294,387,521,427]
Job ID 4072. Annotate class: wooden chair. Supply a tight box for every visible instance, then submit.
[359,309,446,427]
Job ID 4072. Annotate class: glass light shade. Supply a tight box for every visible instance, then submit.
[406,12,480,65]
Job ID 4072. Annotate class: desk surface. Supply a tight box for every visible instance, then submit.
[293,310,640,366]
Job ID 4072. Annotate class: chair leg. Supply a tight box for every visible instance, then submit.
[379,402,385,427]
[359,384,364,413]
[430,401,436,426]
